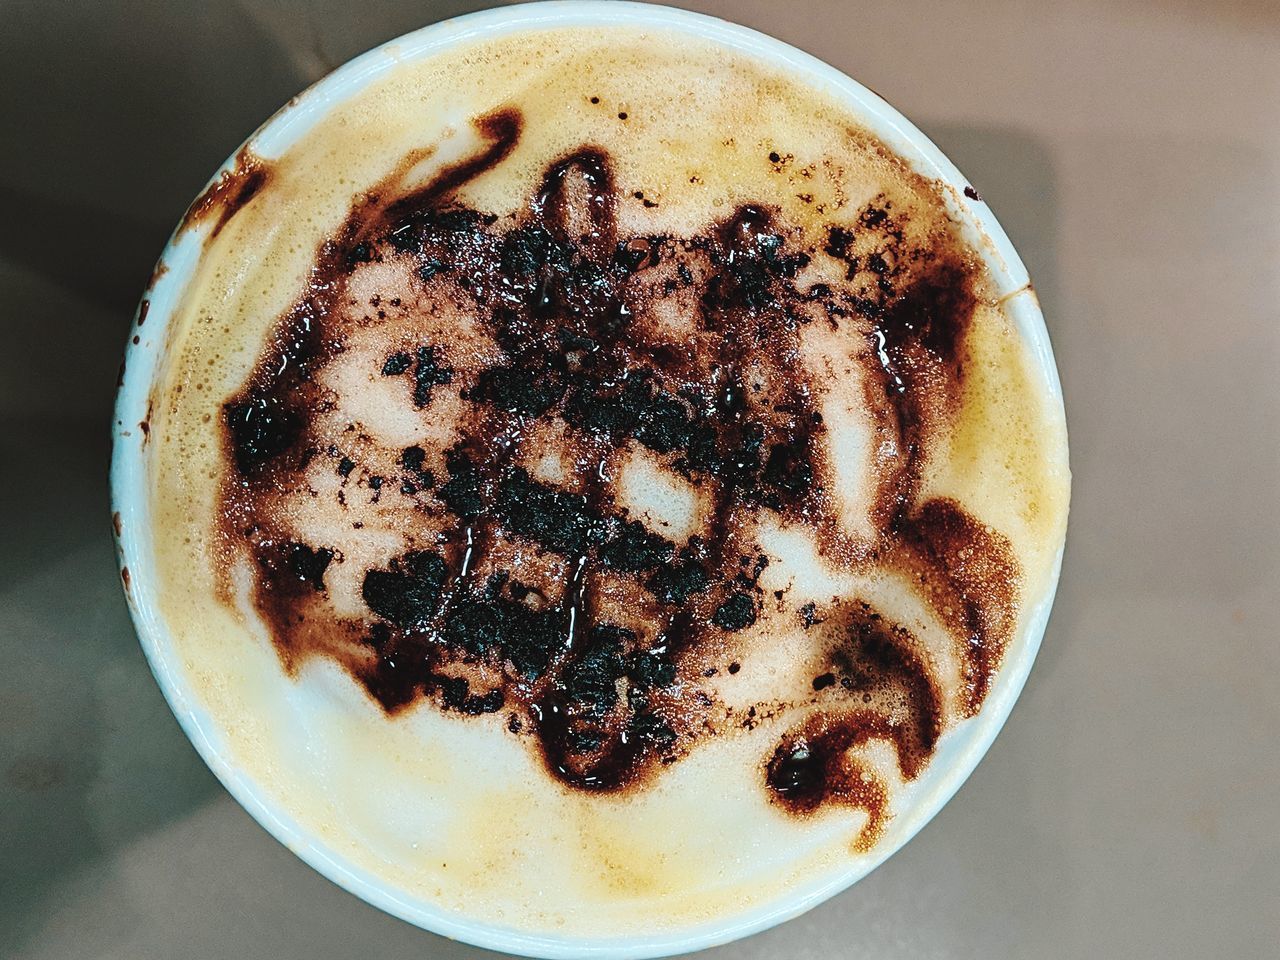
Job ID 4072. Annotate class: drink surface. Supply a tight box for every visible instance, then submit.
[147,22,1069,936]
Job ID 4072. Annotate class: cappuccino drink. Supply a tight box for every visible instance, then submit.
[141,14,1068,942]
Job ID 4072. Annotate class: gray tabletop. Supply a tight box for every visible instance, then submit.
[2,1,1277,957]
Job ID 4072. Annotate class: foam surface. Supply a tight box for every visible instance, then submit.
[146,24,1069,938]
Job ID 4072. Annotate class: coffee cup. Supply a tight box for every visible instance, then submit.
[111,4,1069,956]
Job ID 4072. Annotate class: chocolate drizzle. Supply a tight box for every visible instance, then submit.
[181,147,272,239]
[215,108,1021,824]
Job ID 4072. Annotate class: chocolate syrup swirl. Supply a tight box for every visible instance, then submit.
[216,108,1020,834]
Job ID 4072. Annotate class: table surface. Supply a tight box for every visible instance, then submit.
[2,1,1277,957]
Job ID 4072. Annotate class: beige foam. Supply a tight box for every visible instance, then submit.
[147,24,1069,938]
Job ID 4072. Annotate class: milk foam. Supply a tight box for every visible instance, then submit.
[146,23,1069,937]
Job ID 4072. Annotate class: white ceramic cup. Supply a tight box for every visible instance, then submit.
[111,3,1067,957]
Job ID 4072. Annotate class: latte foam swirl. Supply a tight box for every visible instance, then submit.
[218,108,1016,845]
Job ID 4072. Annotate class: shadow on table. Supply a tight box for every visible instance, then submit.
[0,3,506,956]
[0,418,222,956]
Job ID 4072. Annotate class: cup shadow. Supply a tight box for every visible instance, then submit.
[0,418,222,956]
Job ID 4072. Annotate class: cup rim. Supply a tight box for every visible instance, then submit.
[110,3,1068,957]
